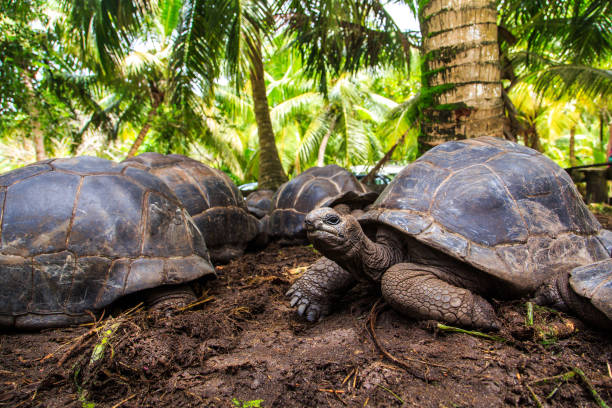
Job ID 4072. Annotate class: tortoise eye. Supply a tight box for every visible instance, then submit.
[325,214,340,225]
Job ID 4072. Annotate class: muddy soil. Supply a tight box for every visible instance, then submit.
[1,232,612,407]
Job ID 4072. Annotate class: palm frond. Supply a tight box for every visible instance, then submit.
[203,125,247,179]
[508,1,611,65]
[169,0,225,106]
[224,0,272,86]
[528,65,612,100]
[160,0,183,38]
[296,107,333,165]
[376,92,421,151]
[342,113,371,166]
[270,92,323,131]
[280,0,411,92]
[214,86,254,122]
[61,0,152,72]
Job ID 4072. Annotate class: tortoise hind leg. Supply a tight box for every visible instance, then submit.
[534,266,612,330]
[381,263,499,331]
[145,284,197,311]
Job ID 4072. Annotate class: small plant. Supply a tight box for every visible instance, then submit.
[232,398,264,408]
[588,203,612,216]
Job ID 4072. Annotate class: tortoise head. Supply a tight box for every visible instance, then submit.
[304,207,363,258]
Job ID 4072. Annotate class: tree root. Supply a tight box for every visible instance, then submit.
[366,299,447,381]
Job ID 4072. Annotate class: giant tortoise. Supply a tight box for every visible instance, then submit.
[267,165,377,245]
[245,189,275,219]
[123,153,259,263]
[0,156,215,329]
[287,137,612,330]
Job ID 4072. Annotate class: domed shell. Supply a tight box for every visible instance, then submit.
[360,137,610,294]
[245,189,275,219]
[123,153,259,263]
[0,156,214,329]
[269,165,377,244]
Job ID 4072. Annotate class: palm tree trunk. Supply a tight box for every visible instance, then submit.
[599,112,604,148]
[609,118,612,159]
[127,84,164,158]
[362,128,410,185]
[249,42,288,190]
[569,126,577,166]
[528,129,542,152]
[317,116,337,167]
[126,105,158,158]
[419,0,505,147]
[21,71,46,161]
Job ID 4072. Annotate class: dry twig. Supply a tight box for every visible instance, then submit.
[177,296,214,312]
[318,388,345,394]
[376,384,404,405]
[366,299,448,380]
[572,367,610,408]
[110,393,136,408]
[56,326,99,367]
[341,368,355,386]
[526,384,544,408]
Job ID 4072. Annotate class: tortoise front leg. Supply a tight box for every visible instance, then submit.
[381,263,499,331]
[286,257,356,321]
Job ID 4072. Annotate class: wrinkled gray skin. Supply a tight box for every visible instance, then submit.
[287,208,611,331]
[288,208,502,330]
[287,137,612,331]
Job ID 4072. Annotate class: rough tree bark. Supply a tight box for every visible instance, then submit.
[419,0,505,147]
[22,72,46,161]
[362,128,410,185]
[569,126,576,167]
[126,104,159,158]
[126,84,163,158]
[249,40,288,190]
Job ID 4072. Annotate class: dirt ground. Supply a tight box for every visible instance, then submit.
[1,218,612,408]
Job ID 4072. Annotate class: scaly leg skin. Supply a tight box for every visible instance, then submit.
[381,263,499,331]
[286,257,356,321]
[146,284,197,312]
[534,272,611,330]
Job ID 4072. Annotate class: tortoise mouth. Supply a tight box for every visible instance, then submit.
[307,227,344,243]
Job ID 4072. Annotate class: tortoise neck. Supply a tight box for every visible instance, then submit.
[359,226,404,281]
[333,225,403,282]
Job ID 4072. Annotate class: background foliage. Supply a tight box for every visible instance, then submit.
[1,0,610,181]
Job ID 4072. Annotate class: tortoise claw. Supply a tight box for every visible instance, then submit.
[306,308,320,322]
[286,280,333,322]
[297,303,308,316]
[490,319,501,332]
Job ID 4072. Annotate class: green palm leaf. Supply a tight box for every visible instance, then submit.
[61,0,152,72]
[529,65,612,100]
[296,107,333,165]
[270,92,323,131]
[169,0,224,105]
